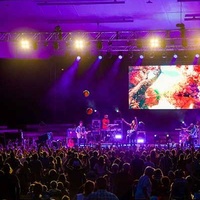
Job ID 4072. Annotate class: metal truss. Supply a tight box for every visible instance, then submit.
[0,29,199,52]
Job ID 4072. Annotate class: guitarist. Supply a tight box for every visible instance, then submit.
[75,121,87,146]
[122,117,138,145]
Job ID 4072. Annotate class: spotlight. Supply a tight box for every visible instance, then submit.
[20,40,31,49]
[98,55,103,60]
[75,39,84,50]
[195,54,199,58]
[118,55,123,59]
[166,134,171,143]
[115,134,122,139]
[115,108,119,113]
[154,134,160,143]
[150,38,160,48]
[137,138,145,144]
[140,55,144,59]
[173,54,178,59]
[77,56,81,60]
[136,131,146,144]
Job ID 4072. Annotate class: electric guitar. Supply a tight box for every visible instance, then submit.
[76,131,91,139]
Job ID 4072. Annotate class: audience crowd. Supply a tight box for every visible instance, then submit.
[0,141,200,200]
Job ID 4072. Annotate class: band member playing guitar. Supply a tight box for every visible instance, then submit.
[76,121,88,146]
[122,117,138,145]
[186,123,198,147]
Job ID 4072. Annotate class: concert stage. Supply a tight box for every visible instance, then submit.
[1,124,199,149]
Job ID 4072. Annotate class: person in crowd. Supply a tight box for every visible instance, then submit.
[159,176,171,200]
[159,150,173,176]
[144,155,155,168]
[32,182,43,200]
[134,166,155,200]
[115,163,133,200]
[4,150,20,172]
[151,168,164,199]
[29,153,43,182]
[130,152,145,179]
[1,163,21,200]
[87,177,119,200]
[48,180,62,200]
[169,169,192,200]
[93,155,108,178]
[74,180,95,200]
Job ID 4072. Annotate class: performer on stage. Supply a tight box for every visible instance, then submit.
[186,123,198,147]
[75,121,87,146]
[101,114,110,142]
[122,117,138,145]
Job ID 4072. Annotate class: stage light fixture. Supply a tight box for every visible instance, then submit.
[98,55,103,60]
[150,38,160,48]
[162,52,167,59]
[195,54,199,58]
[137,138,145,144]
[77,56,81,60]
[154,134,160,143]
[136,131,146,144]
[20,39,31,49]
[115,107,120,112]
[140,55,144,59]
[75,39,84,50]
[173,54,178,59]
[96,40,103,50]
[53,41,59,50]
[33,41,38,50]
[115,134,122,139]
[166,134,171,143]
[118,55,123,59]
[149,52,155,59]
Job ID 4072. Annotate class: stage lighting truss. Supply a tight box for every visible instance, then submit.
[0,29,200,52]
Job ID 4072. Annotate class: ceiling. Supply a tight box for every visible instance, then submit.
[0,0,200,58]
[0,0,200,32]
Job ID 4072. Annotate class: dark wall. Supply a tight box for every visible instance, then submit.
[0,54,199,131]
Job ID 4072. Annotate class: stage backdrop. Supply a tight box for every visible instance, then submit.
[0,57,200,131]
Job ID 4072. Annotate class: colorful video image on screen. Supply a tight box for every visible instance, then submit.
[129,65,200,109]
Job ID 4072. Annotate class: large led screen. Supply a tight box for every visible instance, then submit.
[129,65,200,109]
